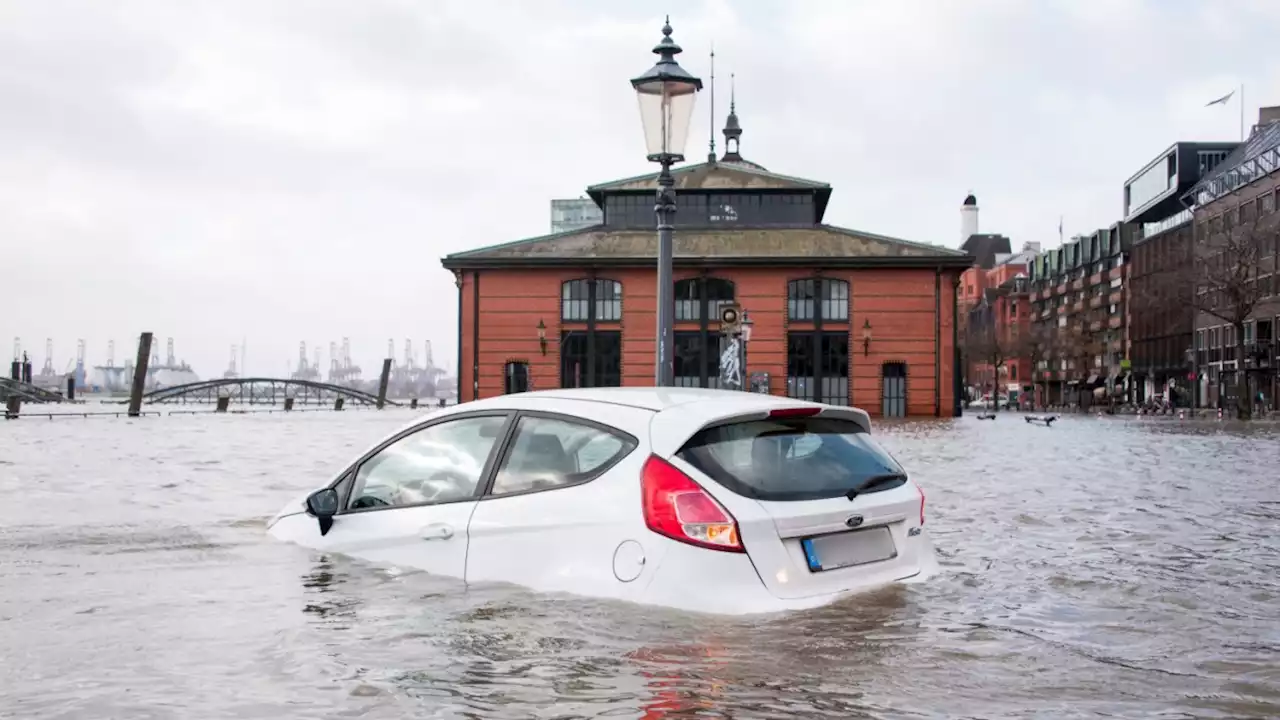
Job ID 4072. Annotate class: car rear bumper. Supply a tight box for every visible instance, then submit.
[638,528,939,616]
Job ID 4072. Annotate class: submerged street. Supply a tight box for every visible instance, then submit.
[2,412,1277,719]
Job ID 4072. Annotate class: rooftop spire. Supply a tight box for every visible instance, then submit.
[721,73,743,162]
[707,44,716,163]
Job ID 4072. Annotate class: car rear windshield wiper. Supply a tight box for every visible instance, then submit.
[845,472,908,501]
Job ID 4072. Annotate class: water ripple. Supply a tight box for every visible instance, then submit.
[1,411,1277,718]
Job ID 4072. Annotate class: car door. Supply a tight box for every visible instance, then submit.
[304,412,512,580]
[464,405,648,598]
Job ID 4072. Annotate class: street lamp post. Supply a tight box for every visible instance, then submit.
[631,17,702,387]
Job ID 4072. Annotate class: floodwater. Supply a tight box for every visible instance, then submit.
[2,410,1278,719]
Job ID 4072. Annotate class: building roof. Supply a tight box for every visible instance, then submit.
[443,223,971,269]
[1186,119,1280,207]
[960,233,1012,269]
[581,161,835,224]
[587,160,829,193]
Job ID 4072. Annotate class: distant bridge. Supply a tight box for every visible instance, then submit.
[133,377,403,406]
[0,378,67,404]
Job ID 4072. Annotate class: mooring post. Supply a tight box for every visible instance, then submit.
[4,397,19,419]
[216,396,230,413]
[127,332,153,418]
[334,397,345,411]
[284,397,295,412]
[66,375,76,402]
[410,398,418,409]
[376,358,392,410]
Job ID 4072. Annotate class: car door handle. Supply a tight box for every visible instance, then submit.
[420,523,455,541]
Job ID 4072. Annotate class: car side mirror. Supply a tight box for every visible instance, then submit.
[306,488,340,537]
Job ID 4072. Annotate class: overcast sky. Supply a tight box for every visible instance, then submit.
[3,0,1278,378]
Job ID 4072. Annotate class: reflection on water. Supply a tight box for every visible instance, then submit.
[0,412,1278,718]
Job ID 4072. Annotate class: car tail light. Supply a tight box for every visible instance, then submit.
[641,455,744,553]
[767,407,822,419]
[917,483,926,526]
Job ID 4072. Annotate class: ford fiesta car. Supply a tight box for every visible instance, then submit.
[268,387,937,615]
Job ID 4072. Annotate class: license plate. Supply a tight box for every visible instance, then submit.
[801,526,897,572]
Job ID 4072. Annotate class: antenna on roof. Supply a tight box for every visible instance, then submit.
[708,43,716,163]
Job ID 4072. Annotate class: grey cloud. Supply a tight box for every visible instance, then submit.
[2,0,1277,378]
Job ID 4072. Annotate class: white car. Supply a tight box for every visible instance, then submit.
[268,387,938,615]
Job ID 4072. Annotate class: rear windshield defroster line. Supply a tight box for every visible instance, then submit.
[676,417,908,502]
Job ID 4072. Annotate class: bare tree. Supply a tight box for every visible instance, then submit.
[1182,211,1279,419]
[963,318,1009,409]
[1054,317,1105,408]
[1024,322,1053,409]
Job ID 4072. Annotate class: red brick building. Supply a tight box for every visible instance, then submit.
[955,221,1037,406]
[442,127,973,417]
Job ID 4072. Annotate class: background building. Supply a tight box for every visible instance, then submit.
[1185,106,1280,412]
[550,197,604,234]
[1126,140,1238,405]
[1028,225,1133,407]
[955,193,1038,406]
[444,113,974,417]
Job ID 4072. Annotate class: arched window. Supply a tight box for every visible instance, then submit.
[674,277,735,321]
[881,362,907,417]
[504,361,529,394]
[561,279,622,322]
[671,277,738,389]
[786,277,851,405]
[787,278,849,323]
[558,278,622,389]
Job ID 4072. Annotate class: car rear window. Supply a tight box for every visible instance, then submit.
[676,417,907,502]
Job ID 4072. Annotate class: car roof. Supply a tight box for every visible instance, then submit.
[474,386,829,413]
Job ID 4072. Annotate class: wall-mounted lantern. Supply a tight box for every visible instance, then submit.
[537,319,548,356]
[862,319,873,356]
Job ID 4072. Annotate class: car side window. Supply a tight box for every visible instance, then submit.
[347,415,507,511]
[490,416,635,496]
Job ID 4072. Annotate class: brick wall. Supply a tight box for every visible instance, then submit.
[459,265,960,417]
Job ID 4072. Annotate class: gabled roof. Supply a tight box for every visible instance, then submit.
[442,223,971,270]
[960,233,1012,270]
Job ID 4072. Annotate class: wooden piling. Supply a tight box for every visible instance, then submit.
[127,332,153,418]
[376,358,392,410]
